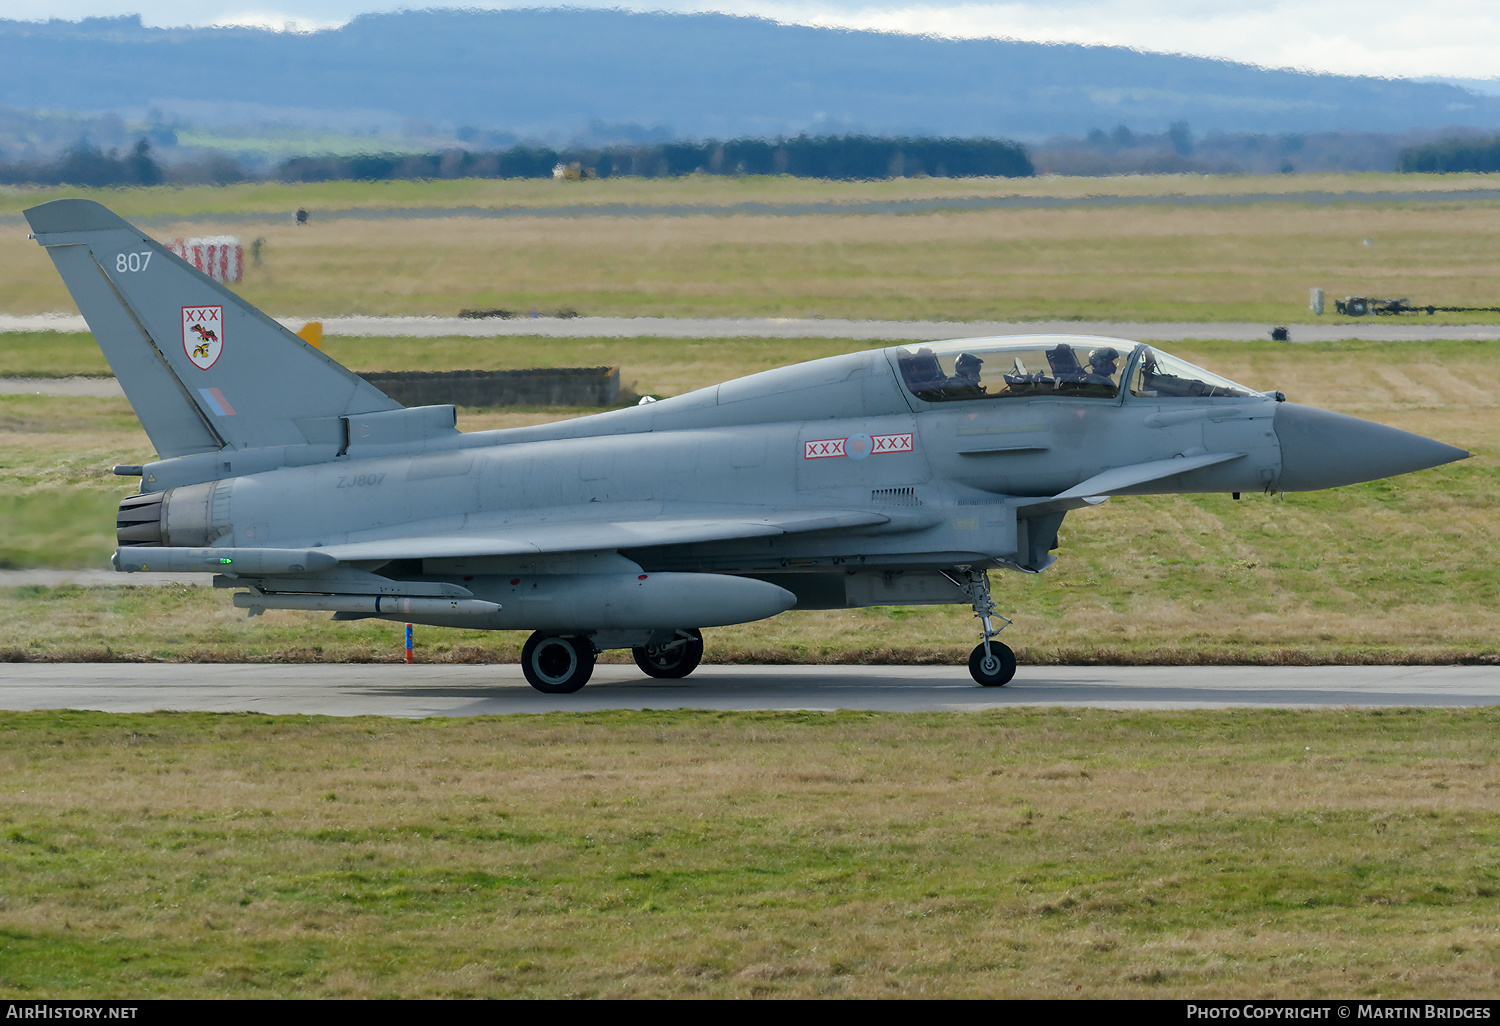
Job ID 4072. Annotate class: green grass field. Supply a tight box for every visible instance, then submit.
[0,707,1496,998]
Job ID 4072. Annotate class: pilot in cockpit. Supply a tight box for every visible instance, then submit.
[947,352,987,397]
[1086,346,1120,384]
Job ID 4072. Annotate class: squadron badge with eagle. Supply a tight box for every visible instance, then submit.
[182,305,223,369]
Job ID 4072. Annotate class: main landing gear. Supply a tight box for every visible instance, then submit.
[632,628,704,679]
[519,628,706,694]
[944,567,1016,687]
[520,633,595,694]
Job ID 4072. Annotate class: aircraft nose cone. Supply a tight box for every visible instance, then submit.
[1274,402,1470,491]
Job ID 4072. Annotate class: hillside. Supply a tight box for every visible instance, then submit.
[3,9,1499,155]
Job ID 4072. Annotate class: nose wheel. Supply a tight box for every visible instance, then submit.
[521,633,595,693]
[944,566,1017,687]
[969,640,1017,687]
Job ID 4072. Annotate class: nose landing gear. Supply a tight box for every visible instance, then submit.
[944,567,1016,687]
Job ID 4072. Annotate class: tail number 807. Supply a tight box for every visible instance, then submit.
[116,252,153,273]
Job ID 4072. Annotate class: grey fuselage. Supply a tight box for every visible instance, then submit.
[134,336,1296,623]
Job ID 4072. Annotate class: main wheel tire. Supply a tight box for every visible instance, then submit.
[521,633,595,694]
[633,628,704,679]
[968,641,1017,687]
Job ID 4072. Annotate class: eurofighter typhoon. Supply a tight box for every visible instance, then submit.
[25,199,1470,692]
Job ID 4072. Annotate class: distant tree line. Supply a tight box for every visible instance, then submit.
[275,135,1034,183]
[0,134,1031,186]
[1397,137,1500,173]
[1033,123,1474,176]
[9,127,1500,186]
[0,138,164,187]
[276,147,564,183]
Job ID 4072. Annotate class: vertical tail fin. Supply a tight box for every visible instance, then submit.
[24,199,401,459]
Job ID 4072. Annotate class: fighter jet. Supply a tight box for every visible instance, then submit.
[24,199,1470,692]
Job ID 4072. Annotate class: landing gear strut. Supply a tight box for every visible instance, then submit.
[944,567,1016,687]
[633,628,704,679]
[521,632,595,694]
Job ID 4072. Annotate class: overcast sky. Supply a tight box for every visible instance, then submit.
[10,1,1500,83]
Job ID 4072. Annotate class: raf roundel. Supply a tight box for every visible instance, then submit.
[182,305,223,370]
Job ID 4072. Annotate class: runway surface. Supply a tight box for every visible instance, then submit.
[2,313,1497,365]
[5,185,1497,231]
[0,375,125,397]
[312,315,1500,343]
[1,663,1495,716]
[0,568,210,587]
[115,187,1500,224]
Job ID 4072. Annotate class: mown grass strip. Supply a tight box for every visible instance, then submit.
[0,707,1495,997]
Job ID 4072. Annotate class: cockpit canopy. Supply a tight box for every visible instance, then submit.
[892,337,1260,403]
